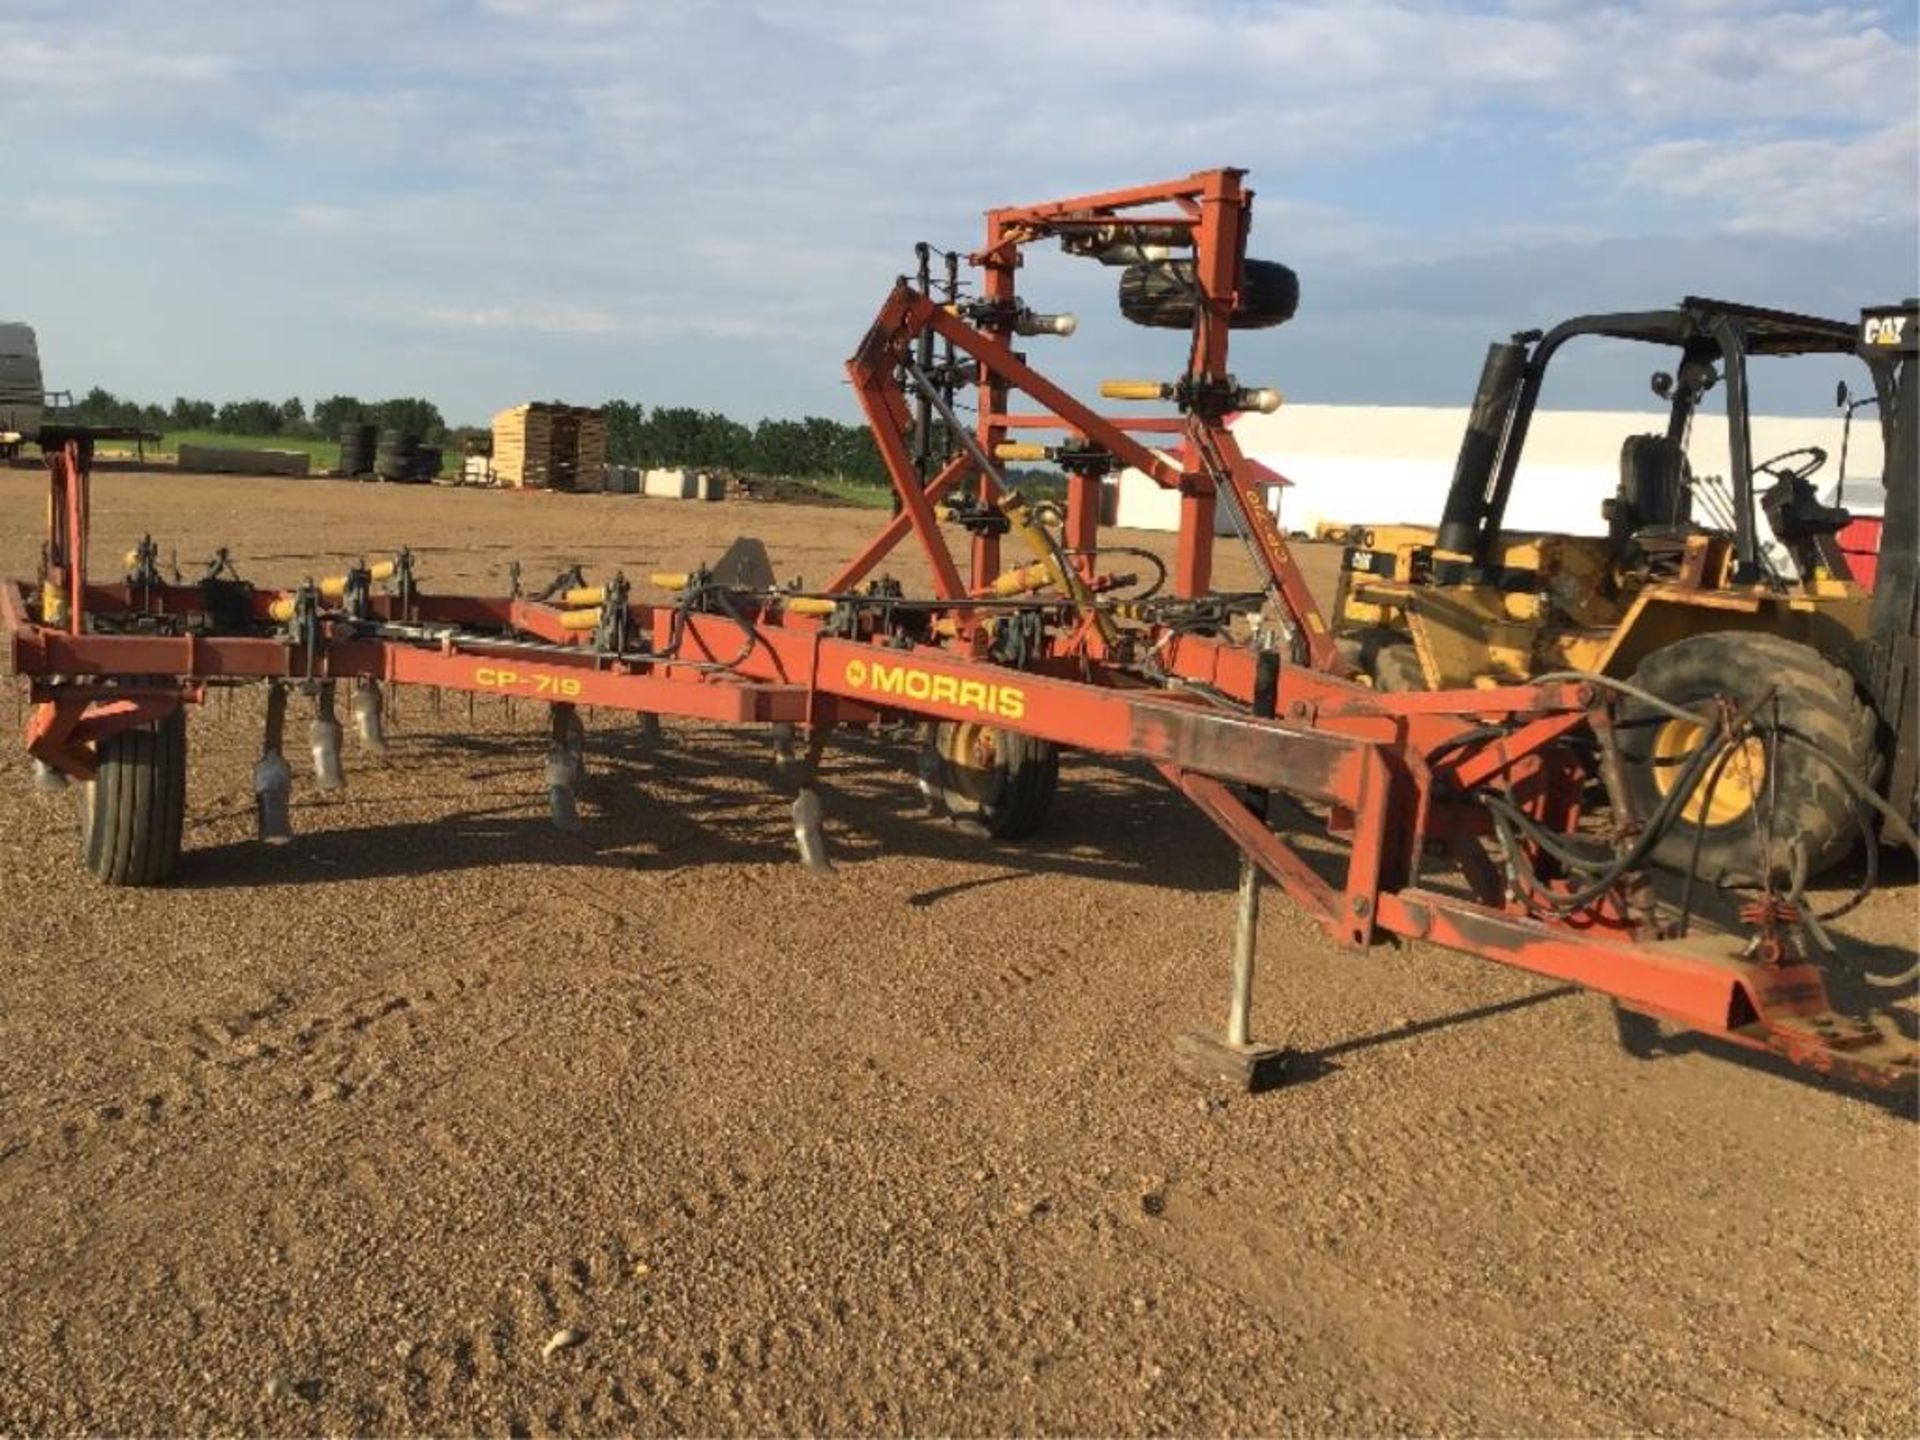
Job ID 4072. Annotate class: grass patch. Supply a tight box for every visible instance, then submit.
[805,477,895,508]
[89,431,460,476]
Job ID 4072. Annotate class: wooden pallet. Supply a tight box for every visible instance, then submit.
[491,402,609,491]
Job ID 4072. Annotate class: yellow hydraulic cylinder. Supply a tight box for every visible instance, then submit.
[317,559,396,601]
[559,608,601,632]
[999,489,1120,648]
[993,442,1050,462]
[649,571,690,591]
[1099,379,1169,401]
[785,597,837,616]
[988,561,1055,596]
[560,585,605,608]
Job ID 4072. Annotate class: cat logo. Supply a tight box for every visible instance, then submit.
[1863,314,1910,347]
[842,657,1025,720]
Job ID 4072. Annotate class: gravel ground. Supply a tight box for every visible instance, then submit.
[0,468,1914,1436]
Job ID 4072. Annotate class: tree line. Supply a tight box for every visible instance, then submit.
[64,389,451,443]
[602,402,887,484]
[62,388,893,485]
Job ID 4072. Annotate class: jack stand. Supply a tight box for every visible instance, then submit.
[255,682,294,843]
[788,730,832,872]
[547,702,585,833]
[352,679,389,755]
[1174,853,1292,1091]
[30,758,67,794]
[310,681,345,791]
[1174,641,1290,1092]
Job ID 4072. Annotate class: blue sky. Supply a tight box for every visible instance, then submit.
[7,0,1916,425]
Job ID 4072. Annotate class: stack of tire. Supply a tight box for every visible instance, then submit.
[337,422,378,478]
[411,445,443,484]
[374,430,420,483]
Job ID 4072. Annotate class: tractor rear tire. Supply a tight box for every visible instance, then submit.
[79,707,187,886]
[1371,643,1428,693]
[1118,258,1299,331]
[929,721,1059,840]
[1618,632,1873,883]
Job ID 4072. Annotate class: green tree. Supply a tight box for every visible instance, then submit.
[215,398,283,435]
[312,395,367,435]
[371,397,445,441]
[170,396,215,428]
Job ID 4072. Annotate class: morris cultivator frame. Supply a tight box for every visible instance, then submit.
[9,169,1914,1094]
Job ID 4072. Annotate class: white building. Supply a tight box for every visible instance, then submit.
[1112,403,1887,539]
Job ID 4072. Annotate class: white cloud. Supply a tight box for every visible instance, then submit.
[21,195,123,237]
[414,304,621,337]
[81,155,232,186]
[0,1,1913,419]
[1625,119,1919,236]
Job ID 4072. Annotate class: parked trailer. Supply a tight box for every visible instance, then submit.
[8,170,1914,1095]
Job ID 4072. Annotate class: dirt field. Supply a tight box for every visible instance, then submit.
[0,468,1914,1436]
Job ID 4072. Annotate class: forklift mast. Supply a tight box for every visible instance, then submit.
[1435,298,1904,582]
[1859,299,1919,825]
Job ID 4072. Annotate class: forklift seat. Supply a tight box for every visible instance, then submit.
[1609,434,1694,554]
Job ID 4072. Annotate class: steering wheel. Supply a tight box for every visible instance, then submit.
[1753,445,1827,484]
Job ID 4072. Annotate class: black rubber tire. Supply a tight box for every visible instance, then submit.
[1118,258,1299,331]
[931,722,1059,840]
[1618,631,1873,883]
[79,707,187,886]
[374,431,419,482]
[1371,642,1428,693]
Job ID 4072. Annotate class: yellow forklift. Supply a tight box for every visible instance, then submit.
[1324,296,1917,883]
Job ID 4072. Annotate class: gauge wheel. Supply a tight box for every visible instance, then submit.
[928,721,1059,840]
[79,707,187,886]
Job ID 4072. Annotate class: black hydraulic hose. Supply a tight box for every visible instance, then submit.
[1490,716,1745,914]
[1065,545,1168,601]
[1674,731,1749,937]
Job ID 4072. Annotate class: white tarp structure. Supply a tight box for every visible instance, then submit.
[1111,404,1886,541]
[0,323,43,442]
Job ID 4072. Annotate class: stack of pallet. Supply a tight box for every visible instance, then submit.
[491,403,609,491]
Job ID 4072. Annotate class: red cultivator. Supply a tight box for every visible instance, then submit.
[9,169,1914,1094]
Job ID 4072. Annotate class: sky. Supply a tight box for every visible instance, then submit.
[6,0,1917,426]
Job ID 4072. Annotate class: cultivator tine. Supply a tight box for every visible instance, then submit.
[353,679,389,755]
[793,787,831,872]
[785,729,833,873]
[636,711,662,746]
[255,682,294,844]
[30,758,68,794]
[546,702,586,833]
[914,725,943,811]
[310,681,346,791]
[770,722,799,775]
